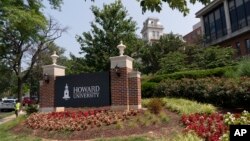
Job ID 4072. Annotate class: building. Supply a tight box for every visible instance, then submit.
[183,22,202,44]
[196,0,250,56]
[141,17,164,42]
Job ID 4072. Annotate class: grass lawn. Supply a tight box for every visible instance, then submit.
[95,132,202,141]
[0,115,41,141]
[0,111,15,119]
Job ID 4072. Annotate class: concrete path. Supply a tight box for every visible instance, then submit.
[0,111,25,125]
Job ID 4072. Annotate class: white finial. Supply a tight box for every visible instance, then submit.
[117,41,126,56]
[51,51,59,65]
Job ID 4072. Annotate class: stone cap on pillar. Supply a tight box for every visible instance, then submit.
[110,55,134,69]
[129,71,141,78]
[42,51,66,77]
[42,65,66,76]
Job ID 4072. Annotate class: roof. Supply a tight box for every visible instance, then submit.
[196,0,224,18]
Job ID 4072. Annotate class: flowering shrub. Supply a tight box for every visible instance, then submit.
[181,113,228,141]
[220,111,250,141]
[159,77,250,108]
[25,110,140,131]
[224,110,250,125]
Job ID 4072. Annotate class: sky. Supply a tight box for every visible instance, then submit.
[43,0,204,57]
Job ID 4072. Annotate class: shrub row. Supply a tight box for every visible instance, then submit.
[159,77,250,108]
[141,82,161,98]
[148,66,236,83]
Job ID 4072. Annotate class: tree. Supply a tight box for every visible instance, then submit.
[77,0,139,72]
[0,0,66,101]
[85,0,211,16]
[26,43,67,99]
[138,33,185,74]
[138,0,210,16]
[159,52,187,74]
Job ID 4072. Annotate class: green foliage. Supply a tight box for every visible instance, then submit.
[142,98,216,115]
[224,57,250,78]
[0,115,41,141]
[25,104,39,115]
[221,111,250,141]
[0,112,14,119]
[138,33,185,74]
[141,82,161,98]
[139,0,210,16]
[64,54,94,75]
[191,46,235,69]
[0,0,65,101]
[237,57,250,77]
[147,98,165,114]
[159,77,250,108]
[149,66,235,82]
[159,52,187,73]
[76,0,140,72]
[170,132,203,141]
[224,110,250,125]
[162,98,216,115]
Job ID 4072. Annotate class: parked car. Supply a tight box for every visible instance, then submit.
[0,99,17,112]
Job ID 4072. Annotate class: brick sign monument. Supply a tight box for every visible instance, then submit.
[39,42,141,112]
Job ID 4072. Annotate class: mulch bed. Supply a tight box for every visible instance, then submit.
[11,109,183,140]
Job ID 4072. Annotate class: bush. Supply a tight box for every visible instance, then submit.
[163,98,216,115]
[150,66,235,82]
[25,104,39,115]
[141,82,164,98]
[159,77,250,108]
[237,57,250,77]
[147,98,165,114]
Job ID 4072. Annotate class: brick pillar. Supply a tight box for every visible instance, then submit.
[110,55,133,110]
[129,71,141,109]
[39,52,66,112]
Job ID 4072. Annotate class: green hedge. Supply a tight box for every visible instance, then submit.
[158,77,250,108]
[141,82,165,98]
[148,66,236,83]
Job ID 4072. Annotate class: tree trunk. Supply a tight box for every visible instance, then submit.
[17,77,23,102]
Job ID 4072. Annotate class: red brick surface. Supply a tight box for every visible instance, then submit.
[110,67,132,106]
[129,77,141,106]
[39,78,55,108]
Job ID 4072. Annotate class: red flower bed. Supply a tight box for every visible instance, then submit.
[181,113,228,141]
[25,110,140,131]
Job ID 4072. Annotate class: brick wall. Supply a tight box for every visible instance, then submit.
[39,78,55,107]
[219,32,250,56]
[128,77,141,106]
[110,67,132,106]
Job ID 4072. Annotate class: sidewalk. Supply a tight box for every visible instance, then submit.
[0,111,25,125]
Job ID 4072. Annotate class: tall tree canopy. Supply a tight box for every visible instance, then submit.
[77,0,140,72]
[138,0,210,16]
[85,0,211,16]
[138,33,185,74]
[0,0,65,100]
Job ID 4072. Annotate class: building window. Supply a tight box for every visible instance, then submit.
[152,31,155,38]
[156,31,159,38]
[236,42,241,55]
[245,39,250,53]
[245,0,250,25]
[228,0,248,32]
[236,0,247,28]
[203,4,227,43]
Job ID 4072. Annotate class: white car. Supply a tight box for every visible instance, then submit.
[0,99,17,111]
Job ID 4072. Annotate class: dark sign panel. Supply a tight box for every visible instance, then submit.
[55,72,110,107]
